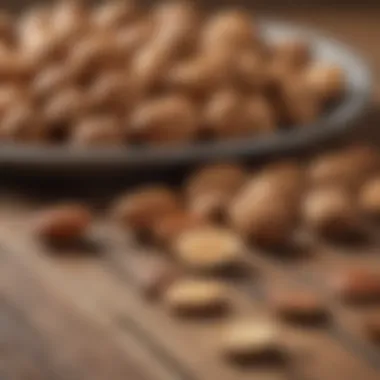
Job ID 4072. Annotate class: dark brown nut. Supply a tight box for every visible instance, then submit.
[152,211,207,246]
[112,187,181,233]
[92,1,138,30]
[364,314,380,343]
[44,87,88,126]
[270,289,327,323]
[271,38,311,69]
[279,76,321,125]
[358,177,380,219]
[304,63,346,101]
[164,279,230,316]
[128,254,180,299]
[32,65,72,100]
[222,321,282,362]
[71,116,124,147]
[243,96,276,135]
[88,71,139,113]
[201,10,258,52]
[189,191,232,223]
[152,1,200,55]
[129,95,198,145]
[186,163,247,200]
[309,145,379,189]
[34,203,92,242]
[229,176,298,245]
[0,103,47,142]
[332,268,380,303]
[302,187,358,238]
[174,226,244,271]
[235,50,270,89]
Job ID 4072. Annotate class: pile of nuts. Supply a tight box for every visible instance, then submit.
[31,143,380,363]
[0,0,345,146]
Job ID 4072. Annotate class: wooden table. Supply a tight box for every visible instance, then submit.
[1,8,380,380]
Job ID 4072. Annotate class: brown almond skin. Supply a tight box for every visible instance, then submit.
[201,10,258,52]
[302,187,358,238]
[152,211,207,247]
[271,289,327,323]
[112,187,181,234]
[71,116,124,147]
[309,145,380,189]
[364,315,380,343]
[1,103,47,143]
[333,268,380,303]
[186,163,247,200]
[304,63,346,101]
[34,204,92,242]
[229,175,298,245]
[271,39,311,69]
[129,95,198,145]
[358,177,380,219]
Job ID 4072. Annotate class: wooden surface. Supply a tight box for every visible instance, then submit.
[1,8,380,380]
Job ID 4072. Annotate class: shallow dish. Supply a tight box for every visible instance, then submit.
[0,20,371,169]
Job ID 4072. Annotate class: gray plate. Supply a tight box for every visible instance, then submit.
[0,20,371,169]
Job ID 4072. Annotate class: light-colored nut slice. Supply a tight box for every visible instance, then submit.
[164,279,230,315]
[358,177,380,219]
[222,320,282,361]
[174,226,243,271]
[302,187,358,237]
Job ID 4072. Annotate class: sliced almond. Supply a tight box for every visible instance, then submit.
[164,279,229,316]
[222,320,282,361]
[174,226,244,271]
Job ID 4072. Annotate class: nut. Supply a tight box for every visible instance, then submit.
[34,203,92,242]
[304,63,346,101]
[71,116,123,146]
[201,10,258,52]
[332,268,380,303]
[92,1,137,30]
[1,102,47,142]
[229,175,298,245]
[302,187,359,237]
[174,226,244,271]
[271,38,310,69]
[364,314,380,343]
[358,177,380,219]
[164,279,230,316]
[112,187,181,233]
[186,163,247,200]
[152,211,207,246]
[270,289,327,323]
[222,320,282,362]
[129,95,198,145]
[309,145,379,189]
